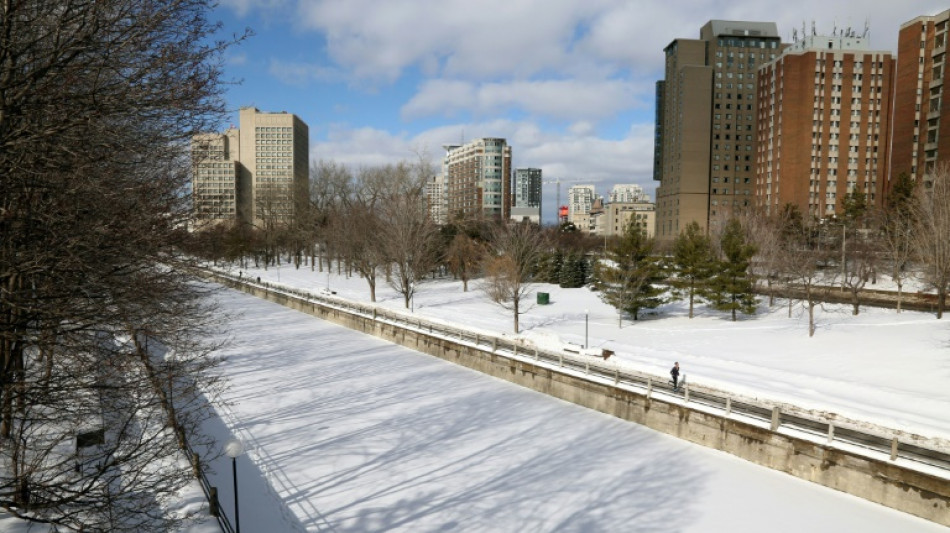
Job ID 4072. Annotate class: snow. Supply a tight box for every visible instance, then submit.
[183,262,948,532]
[195,284,947,532]
[4,261,947,532]
[227,262,950,446]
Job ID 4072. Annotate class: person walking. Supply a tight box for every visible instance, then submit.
[670,362,681,392]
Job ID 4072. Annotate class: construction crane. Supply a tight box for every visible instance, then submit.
[542,177,583,223]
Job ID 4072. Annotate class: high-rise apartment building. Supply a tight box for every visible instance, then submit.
[425,174,448,225]
[567,184,596,224]
[609,184,649,203]
[756,32,895,218]
[891,9,950,185]
[511,168,542,224]
[444,138,512,220]
[654,20,784,241]
[192,107,309,227]
[513,168,542,208]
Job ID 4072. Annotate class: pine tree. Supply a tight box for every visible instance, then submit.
[559,253,586,288]
[708,219,758,321]
[670,221,715,318]
[536,249,564,284]
[593,222,665,324]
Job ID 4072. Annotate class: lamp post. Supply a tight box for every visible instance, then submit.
[584,309,589,349]
[224,438,245,533]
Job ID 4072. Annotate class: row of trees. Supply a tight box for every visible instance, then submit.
[193,162,950,340]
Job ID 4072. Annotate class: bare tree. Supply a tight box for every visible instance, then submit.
[912,164,950,318]
[0,0,242,529]
[782,219,835,336]
[744,208,786,307]
[877,173,917,313]
[330,166,387,301]
[445,233,487,292]
[840,230,878,315]
[483,222,548,333]
[377,161,442,309]
[309,159,352,273]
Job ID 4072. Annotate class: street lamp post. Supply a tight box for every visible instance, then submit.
[584,309,589,349]
[224,438,245,533]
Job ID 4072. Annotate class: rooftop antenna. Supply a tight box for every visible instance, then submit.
[863,17,870,39]
[812,20,816,37]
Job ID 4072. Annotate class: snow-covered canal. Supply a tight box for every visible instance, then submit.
[201,287,945,532]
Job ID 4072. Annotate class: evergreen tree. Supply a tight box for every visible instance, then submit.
[536,249,564,284]
[559,253,585,288]
[593,222,665,324]
[708,219,758,321]
[670,221,715,318]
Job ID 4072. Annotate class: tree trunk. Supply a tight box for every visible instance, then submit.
[513,296,520,333]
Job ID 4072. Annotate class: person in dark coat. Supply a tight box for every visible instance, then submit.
[670,362,681,391]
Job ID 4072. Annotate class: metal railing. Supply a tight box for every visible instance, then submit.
[209,269,950,476]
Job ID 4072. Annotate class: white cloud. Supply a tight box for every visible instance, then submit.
[310,120,658,206]
[402,79,650,122]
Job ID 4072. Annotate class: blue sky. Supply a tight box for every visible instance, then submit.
[213,1,946,219]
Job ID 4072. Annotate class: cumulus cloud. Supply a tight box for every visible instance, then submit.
[310,119,658,212]
[402,79,651,121]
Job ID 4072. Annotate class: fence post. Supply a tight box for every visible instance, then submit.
[646,377,652,398]
[585,360,589,374]
[535,348,539,361]
[827,423,835,444]
[771,407,781,431]
[890,437,899,461]
[209,486,220,517]
[725,397,732,416]
[492,339,497,352]
[475,334,480,346]
[513,345,518,357]
[614,368,619,384]
[684,383,690,403]
[558,354,563,367]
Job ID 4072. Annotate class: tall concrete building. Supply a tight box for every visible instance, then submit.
[891,9,950,185]
[654,20,784,241]
[756,32,895,218]
[192,107,309,227]
[511,168,542,224]
[192,129,240,224]
[444,138,512,220]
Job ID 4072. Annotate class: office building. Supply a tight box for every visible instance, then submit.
[891,9,950,185]
[191,130,240,225]
[756,31,895,217]
[654,20,785,241]
[192,107,309,227]
[444,138,512,220]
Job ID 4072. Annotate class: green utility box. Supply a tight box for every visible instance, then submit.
[537,292,550,305]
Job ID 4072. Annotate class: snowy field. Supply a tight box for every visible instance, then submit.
[3,262,947,532]
[197,287,947,532]
[225,261,950,446]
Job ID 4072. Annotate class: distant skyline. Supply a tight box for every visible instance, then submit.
[215,1,945,221]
